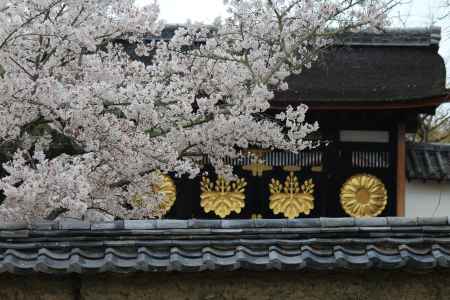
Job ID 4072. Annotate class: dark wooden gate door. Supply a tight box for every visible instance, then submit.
[323,141,396,217]
[165,141,396,219]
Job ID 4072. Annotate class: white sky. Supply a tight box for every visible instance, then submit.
[136,0,450,70]
[137,0,227,24]
[137,0,447,25]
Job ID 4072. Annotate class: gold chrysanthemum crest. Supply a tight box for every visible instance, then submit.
[340,174,388,217]
[200,176,247,218]
[131,174,177,216]
[269,172,315,219]
[154,175,177,213]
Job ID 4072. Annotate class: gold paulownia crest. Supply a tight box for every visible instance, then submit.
[131,174,177,216]
[340,174,388,217]
[269,172,315,219]
[200,176,247,218]
[242,163,273,177]
[242,148,273,177]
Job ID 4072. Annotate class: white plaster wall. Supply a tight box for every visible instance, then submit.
[406,181,450,217]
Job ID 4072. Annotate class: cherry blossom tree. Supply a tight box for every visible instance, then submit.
[0,0,394,222]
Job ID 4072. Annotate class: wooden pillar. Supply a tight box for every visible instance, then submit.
[396,122,406,217]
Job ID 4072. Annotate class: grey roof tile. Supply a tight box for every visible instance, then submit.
[0,230,29,238]
[0,223,29,231]
[221,219,255,228]
[156,220,188,229]
[418,217,448,226]
[91,222,120,231]
[124,220,157,230]
[387,217,418,226]
[355,218,388,227]
[358,226,391,233]
[281,227,322,234]
[391,226,423,233]
[422,226,450,233]
[320,227,360,233]
[210,228,244,234]
[59,220,90,230]
[407,143,450,181]
[188,219,222,228]
[286,218,321,228]
[30,221,58,231]
[175,228,213,235]
[254,219,287,228]
[320,217,355,227]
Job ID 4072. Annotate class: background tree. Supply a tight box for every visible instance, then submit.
[0,0,394,222]
[412,106,450,143]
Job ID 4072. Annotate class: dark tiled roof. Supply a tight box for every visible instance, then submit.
[150,26,442,47]
[140,27,447,104]
[407,143,450,181]
[335,27,441,47]
[1,217,450,274]
[277,46,446,103]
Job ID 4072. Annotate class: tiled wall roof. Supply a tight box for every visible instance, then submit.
[0,217,449,274]
[407,143,450,181]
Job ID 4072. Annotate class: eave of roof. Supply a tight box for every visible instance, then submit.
[335,27,442,47]
[148,26,442,48]
[1,217,450,274]
[270,94,449,111]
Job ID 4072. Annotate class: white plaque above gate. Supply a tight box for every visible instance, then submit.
[339,130,389,143]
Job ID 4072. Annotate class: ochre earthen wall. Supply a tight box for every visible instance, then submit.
[1,271,449,300]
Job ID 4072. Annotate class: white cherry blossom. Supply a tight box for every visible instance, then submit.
[0,0,393,222]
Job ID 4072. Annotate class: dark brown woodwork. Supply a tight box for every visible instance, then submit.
[166,141,397,219]
[396,123,406,217]
[270,94,449,112]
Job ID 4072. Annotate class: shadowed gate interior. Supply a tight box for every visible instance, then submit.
[165,137,397,219]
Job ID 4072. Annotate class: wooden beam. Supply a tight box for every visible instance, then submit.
[396,122,406,217]
[269,94,450,112]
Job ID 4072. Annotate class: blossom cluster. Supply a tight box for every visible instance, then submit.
[0,0,392,222]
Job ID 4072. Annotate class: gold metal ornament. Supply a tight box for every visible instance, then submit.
[340,174,388,217]
[283,165,302,172]
[269,172,315,219]
[131,174,177,216]
[251,213,263,219]
[311,165,323,173]
[200,176,247,218]
[242,148,272,177]
[242,163,273,177]
[154,175,177,213]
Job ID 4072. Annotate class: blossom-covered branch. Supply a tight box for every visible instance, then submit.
[0,0,395,222]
